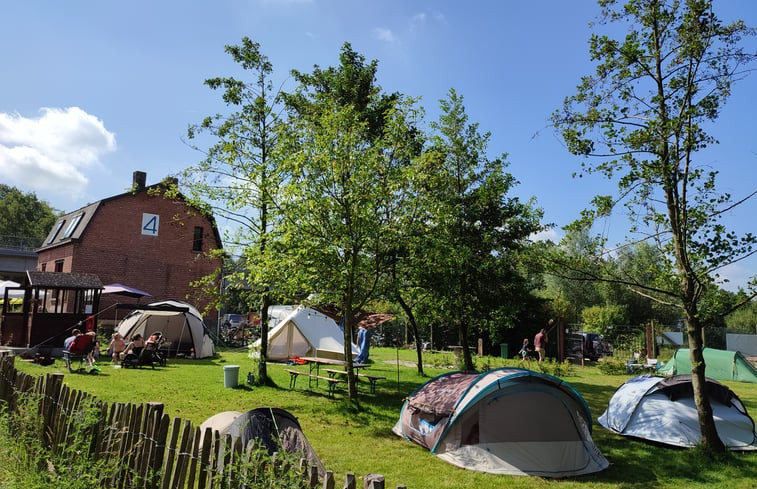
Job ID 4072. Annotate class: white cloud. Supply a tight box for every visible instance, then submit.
[410,13,427,33]
[530,228,562,243]
[0,107,116,202]
[410,10,445,33]
[373,27,399,44]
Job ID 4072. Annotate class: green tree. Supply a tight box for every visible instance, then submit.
[553,0,757,452]
[0,185,59,249]
[543,226,605,325]
[581,304,629,334]
[277,44,419,399]
[421,89,543,371]
[725,292,757,333]
[182,37,286,384]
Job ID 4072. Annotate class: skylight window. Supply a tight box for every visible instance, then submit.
[47,220,65,243]
[62,213,84,238]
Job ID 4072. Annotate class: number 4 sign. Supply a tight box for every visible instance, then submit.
[141,213,159,236]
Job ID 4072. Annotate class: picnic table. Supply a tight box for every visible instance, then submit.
[299,356,369,382]
[285,357,372,397]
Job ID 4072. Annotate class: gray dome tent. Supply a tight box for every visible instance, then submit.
[116,300,215,358]
[599,374,757,450]
[199,407,325,475]
[392,368,609,477]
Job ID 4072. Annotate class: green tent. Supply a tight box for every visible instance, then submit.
[658,348,757,383]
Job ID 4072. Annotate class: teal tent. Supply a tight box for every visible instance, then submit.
[658,348,757,383]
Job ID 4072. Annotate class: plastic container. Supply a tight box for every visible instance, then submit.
[500,343,509,359]
[223,365,240,388]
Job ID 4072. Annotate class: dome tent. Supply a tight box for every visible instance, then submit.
[599,374,757,450]
[657,347,757,383]
[392,368,609,477]
[199,407,325,476]
[116,300,215,358]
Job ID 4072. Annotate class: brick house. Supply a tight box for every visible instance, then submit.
[36,171,223,326]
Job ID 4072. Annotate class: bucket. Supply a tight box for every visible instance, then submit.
[223,365,240,388]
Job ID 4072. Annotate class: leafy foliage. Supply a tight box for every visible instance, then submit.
[0,184,60,248]
[552,0,757,452]
[275,43,421,398]
[182,37,287,382]
[581,304,629,333]
[414,89,543,370]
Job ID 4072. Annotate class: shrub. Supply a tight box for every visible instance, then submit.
[597,356,629,375]
[537,358,575,377]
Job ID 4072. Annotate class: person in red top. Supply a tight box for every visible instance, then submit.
[534,328,548,363]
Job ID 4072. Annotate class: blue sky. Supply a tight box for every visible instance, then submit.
[2,0,755,290]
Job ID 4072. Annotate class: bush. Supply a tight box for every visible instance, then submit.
[537,358,575,377]
[597,356,629,375]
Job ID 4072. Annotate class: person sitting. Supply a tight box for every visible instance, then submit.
[146,331,164,347]
[68,330,98,371]
[120,334,145,361]
[108,332,127,364]
[64,329,82,350]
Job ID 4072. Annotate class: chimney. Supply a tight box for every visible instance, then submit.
[133,171,146,191]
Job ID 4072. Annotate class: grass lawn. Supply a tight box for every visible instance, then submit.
[12,347,757,489]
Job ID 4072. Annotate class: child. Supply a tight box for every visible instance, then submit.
[518,338,532,368]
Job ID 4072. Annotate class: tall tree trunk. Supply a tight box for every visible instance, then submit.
[343,291,358,401]
[258,290,271,385]
[686,311,725,452]
[459,319,473,371]
[396,293,423,376]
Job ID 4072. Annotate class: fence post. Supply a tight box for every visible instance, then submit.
[363,474,384,488]
[307,464,318,488]
[344,471,356,489]
[323,470,335,489]
[41,372,64,449]
[143,402,165,489]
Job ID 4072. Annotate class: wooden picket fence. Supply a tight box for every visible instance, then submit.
[0,356,407,489]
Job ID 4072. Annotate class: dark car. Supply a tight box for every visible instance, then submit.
[568,332,611,361]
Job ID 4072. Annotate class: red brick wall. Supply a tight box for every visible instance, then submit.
[38,191,222,320]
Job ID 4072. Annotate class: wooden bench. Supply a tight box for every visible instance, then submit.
[315,375,346,397]
[286,369,307,389]
[324,369,385,393]
[324,368,347,378]
[357,373,385,393]
[286,369,346,397]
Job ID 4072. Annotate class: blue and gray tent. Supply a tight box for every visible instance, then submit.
[599,374,757,450]
[392,368,608,477]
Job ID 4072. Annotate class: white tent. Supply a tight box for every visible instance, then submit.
[252,305,358,361]
[599,374,757,450]
[0,280,24,298]
[116,300,215,358]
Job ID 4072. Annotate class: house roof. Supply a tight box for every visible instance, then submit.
[36,180,223,252]
[38,201,101,250]
[26,271,103,289]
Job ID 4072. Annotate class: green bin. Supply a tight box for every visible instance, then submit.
[500,343,509,359]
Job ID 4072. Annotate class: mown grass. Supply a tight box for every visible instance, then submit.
[11,347,757,489]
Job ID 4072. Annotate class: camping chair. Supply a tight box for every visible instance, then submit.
[63,333,96,373]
